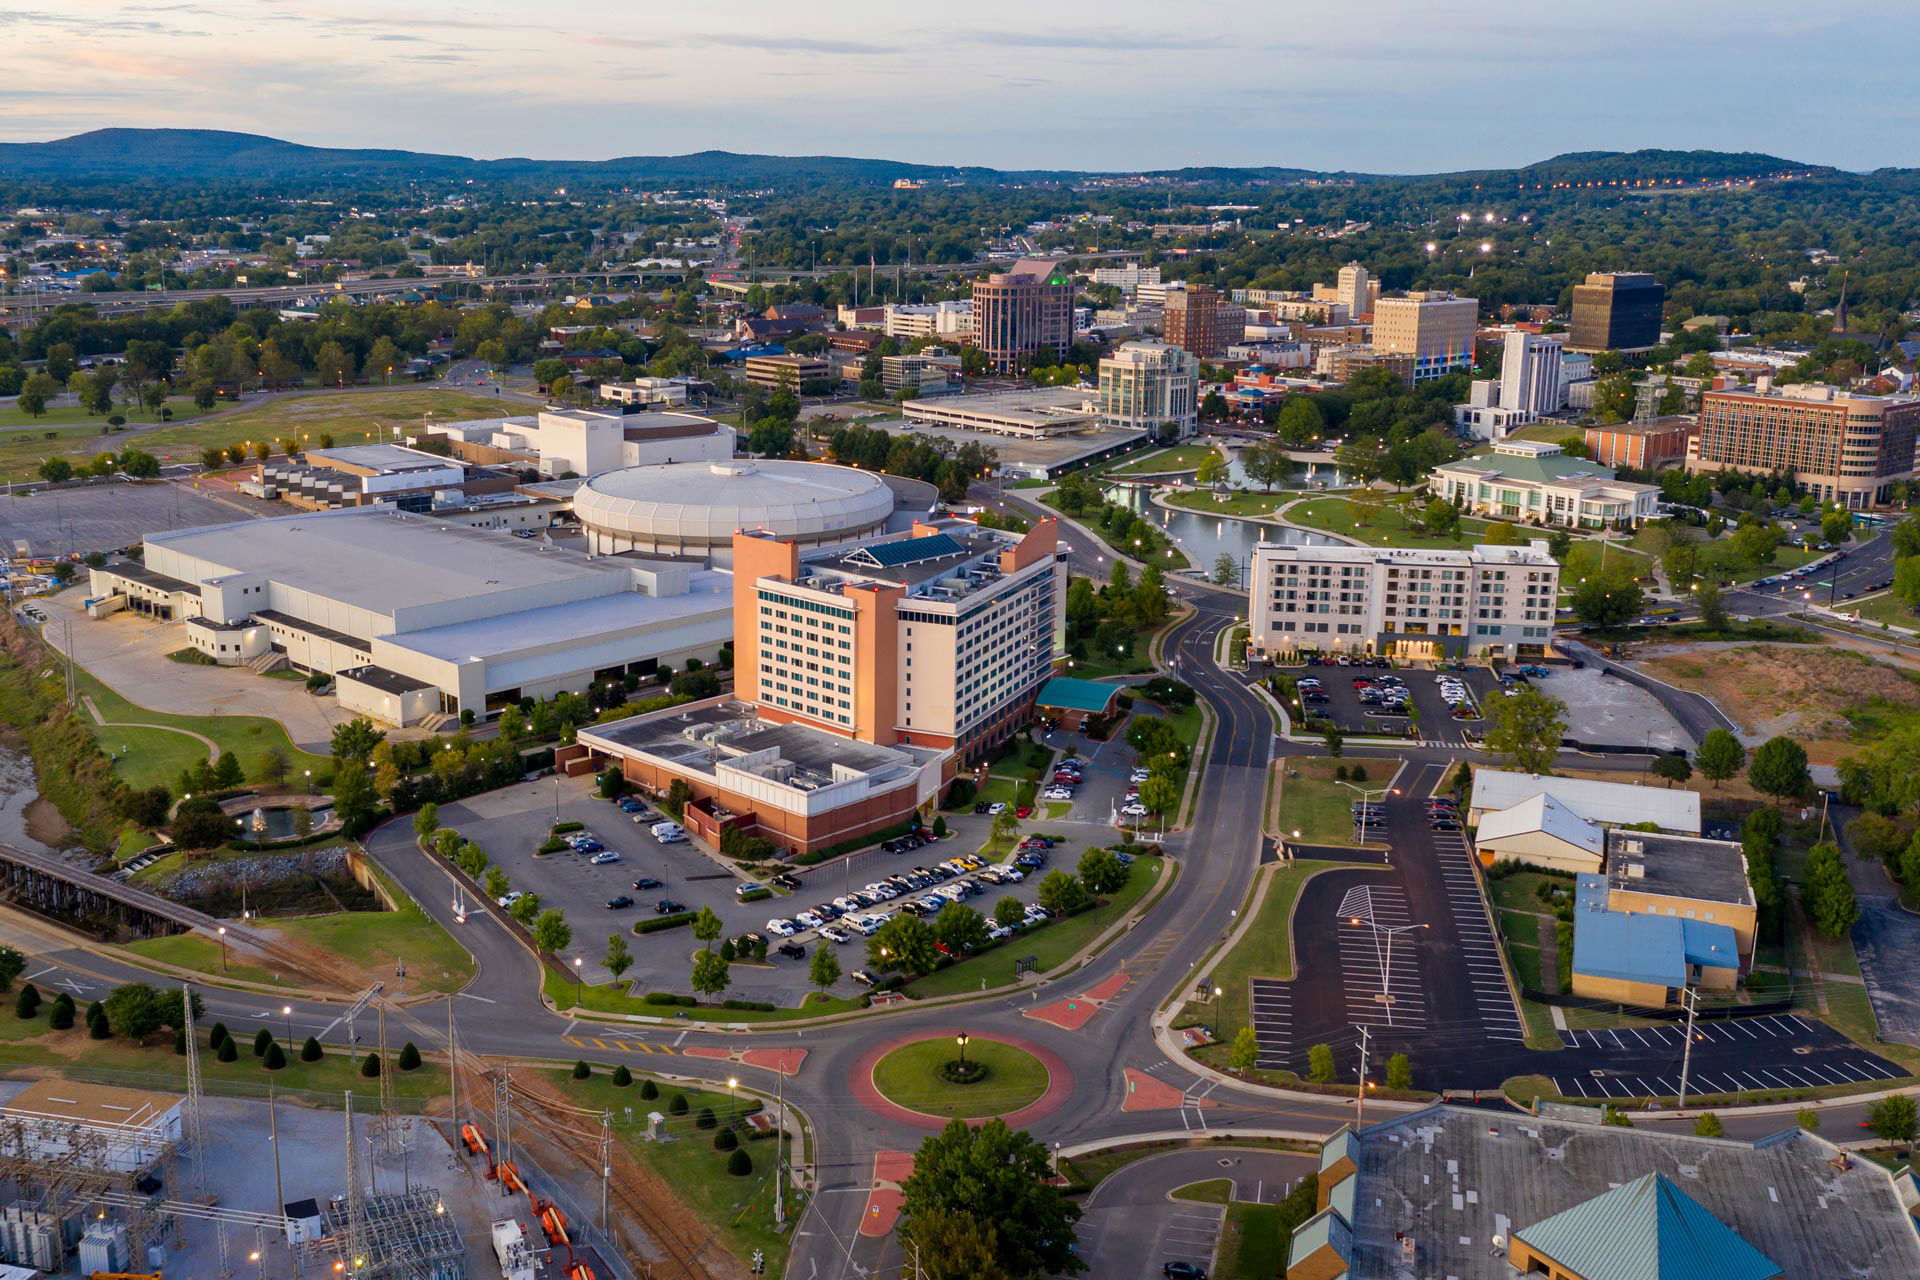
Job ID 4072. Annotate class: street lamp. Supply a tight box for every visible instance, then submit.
[572,956,584,986]
[304,769,312,796]
[727,1075,739,1120]
[216,925,228,972]
[1346,917,1427,1025]
[955,1032,970,1072]
[282,1003,293,1047]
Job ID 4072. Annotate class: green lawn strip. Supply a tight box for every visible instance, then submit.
[72,667,331,789]
[869,1037,1049,1119]
[132,388,513,462]
[1064,626,1160,678]
[552,1068,799,1279]
[1190,859,1343,1039]
[1285,496,1495,549]
[266,863,475,994]
[1045,802,1072,820]
[1162,490,1289,518]
[118,933,296,988]
[1218,1200,1297,1280]
[1168,1177,1232,1204]
[1106,444,1216,475]
[1486,870,1571,916]
[115,824,161,858]
[1505,941,1543,990]
[905,856,1165,998]
[1837,591,1919,631]
[544,970,862,1021]
[1558,539,1654,587]
[0,397,201,432]
[1273,757,1397,846]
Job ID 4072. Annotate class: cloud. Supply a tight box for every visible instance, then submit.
[959,30,1231,51]
[579,32,908,56]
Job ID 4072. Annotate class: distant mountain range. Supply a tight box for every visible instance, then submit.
[0,129,1840,188]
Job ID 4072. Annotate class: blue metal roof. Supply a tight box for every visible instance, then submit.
[1035,676,1121,714]
[1573,909,1686,989]
[1681,917,1740,971]
[844,533,965,568]
[1513,1171,1782,1280]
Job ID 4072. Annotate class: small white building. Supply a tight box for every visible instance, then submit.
[1,1080,183,1175]
[1429,440,1661,529]
[1467,767,1701,835]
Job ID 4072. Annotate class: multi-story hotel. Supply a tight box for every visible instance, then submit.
[731,520,1066,762]
[970,259,1073,373]
[1162,284,1245,359]
[1370,291,1477,381]
[1692,381,1920,508]
[1568,271,1665,353]
[1248,541,1560,662]
[1096,341,1199,436]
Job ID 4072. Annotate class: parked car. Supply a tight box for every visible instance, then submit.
[631,877,662,890]
[1164,1261,1208,1278]
[588,851,621,864]
[770,872,802,890]
[818,926,850,945]
[736,882,766,898]
[650,821,687,843]
[605,895,634,910]
[849,970,875,986]
[654,899,685,914]
[778,942,807,960]
[986,802,1007,815]
[766,919,797,937]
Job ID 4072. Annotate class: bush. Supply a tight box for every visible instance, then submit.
[89,1015,111,1040]
[736,888,771,903]
[1349,764,1368,782]
[572,1060,592,1080]
[634,913,696,935]
[537,836,569,854]
[264,1044,287,1071]
[398,1041,422,1071]
[640,1079,659,1100]
[48,1000,73,1030]
[301,1036,323,1062]
[612,1064,632,1087]
[216,1036,238,1062]
[253,1027,273,1057]
[720,998,777,1011]
[726,1148,753,1177]
[14,984,39,1019]
[668,1093,689,1116]
[360,1052,381,1078]
[714,1127,738,1151]
[551,820,584,834]
[695,1106,717,1130]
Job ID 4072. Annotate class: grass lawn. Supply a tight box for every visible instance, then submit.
[1169,1178,1233,1204]
[1163,489,1289,518]
[1559,538,1654,587]
[73,666,331,790]
[1505,423,1585,446]
[556,1068,800,1279]
[1285,496,1494,549]
[1218,1201,1294,1280]
[1838,591,1918,631]
[905,855,1166,998]
[1107,444,1217,475]
[1273,757,1399,846]
[869,1037,1049,1118]
[119,933,297,988]
[0,398,202,480]
[544,969,864,1020]
[130,388,514,464]
[1486,870,1573,918]
[1193,859,1343,1039]
[1064,627,1161,678]
[266,864,476,994]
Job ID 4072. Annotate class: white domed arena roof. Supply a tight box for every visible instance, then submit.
[574,459,894,545]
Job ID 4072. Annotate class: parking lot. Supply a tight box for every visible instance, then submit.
[438,773,1078,1001]
[1546,1015,1907,1100]
[1284,660,1512,745]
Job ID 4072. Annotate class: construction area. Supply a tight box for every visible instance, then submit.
[0,987,638,1280]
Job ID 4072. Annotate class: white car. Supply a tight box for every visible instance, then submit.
[1042,787,1074,801]
[496,890,524,908]
[1120,803,1149,818]
[850,915,883,936]
[1025,905,1054,923]
[766,919,796,938]
[833,895,863,913]
[988,924,1015,941]
[865,882,899,900]
[999,865,1026,882]
[588,851,621,864]
[1128,769,1150,783]
[986,802,1007,815]
[795,911,826,929]
[818,926,850,945]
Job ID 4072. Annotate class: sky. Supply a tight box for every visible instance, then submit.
[2,1,1917,173]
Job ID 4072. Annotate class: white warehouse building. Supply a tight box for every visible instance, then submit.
[87,507,734,727]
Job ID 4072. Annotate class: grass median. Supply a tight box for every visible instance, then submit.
[1272,757,1400,847]
[1190,858,1343,1039]
[870,1037,1049,1118]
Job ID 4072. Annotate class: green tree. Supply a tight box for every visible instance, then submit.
[898,1207,1014,1280]
[1037,870,1090,916]
[1868,1093,1917,1146]
[1651,754,1693,788]
[993,896,1027,930]
[1821,509,1854,546]
[1693,1112,1724,1138]
[1307,1043,1335,1083]
[1593,372,1636,422]
[935,902,990,955]
[808,940,841,995]
[301,1035,323,1062]
[1748,736,1811,804]
[36,457,71,484]
[411,802,440,840]
[17,372,56,418]
[1243,437,1293,490]
[1803,842,1860,938]
[102,983,168,1039]
[605,934,633,981]
[13,984,39,1020]
[1795,1107,1820,1132]
[1076,847,1130,896]
[1571,564,1645,629]
[901,1119,1082,1277]
[1211,553,1238,586]
[1385,1052,1413,1090]
[690,949,731,999]
[1696,729,1746,787]
[509,893,542,926]
[330,717,385,760]
[264,1043,287,1071]
[869,913,939,975]
[0,946,25,993]
[691,905,724,951]
[397,1041,422,1071]
[1695,580,1728,631]
[1195,451,1229,486]
[531,907,573,956]
[1893,555,1920,610]
[1229,1025,1261,1072]
[1482,685,1568,776]
[1137,772,1180,816]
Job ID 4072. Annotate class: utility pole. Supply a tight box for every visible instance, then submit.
[599,1110,613,1231]
[1354,1024,1372,1129]
[1678,987,1699,1109]
[773,1069,785,1229]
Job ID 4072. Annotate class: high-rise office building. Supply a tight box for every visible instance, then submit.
[1693,382,1920,509]
[1370,291,1478,381]
[970,258,1074,373]
[1499,331,1565,418]
[1162,285,1244,359]
[1336,263,1372,318]
[1097,341,1199,436]
[1568,272,1665,353]
[731,520,1066,763]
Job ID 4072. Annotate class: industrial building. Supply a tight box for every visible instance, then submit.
[252,442,469,511]
[88,507,733,727]
[1286,1106,1920,1280]
[430,406,735,477]
[1247,541,1560,662]
[1568,829,1756,1004]
[572,458,899,561]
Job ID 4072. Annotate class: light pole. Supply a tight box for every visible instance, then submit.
[727,1075,739,1123]
[282,1003,293,1047]
[571,956,583,987]
[1336,780,1397,842]
[955,1032,970,1073]
[1347,916,1427,1025]
[216,925,227,972]
[304,769,311,796]
[1212,985,1222,1033]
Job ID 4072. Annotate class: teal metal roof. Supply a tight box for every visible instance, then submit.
[1286,1208,1352,1273]
[1320,1127,1354,1172]
[1458,452,1621,485]
[1036,676,1120,714]
[1514,1172,1782,1280]
[843,532,964,568]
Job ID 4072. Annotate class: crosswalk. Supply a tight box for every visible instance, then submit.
[1248,977,1292,1070]
[1336,885,1426,1031]
[1429,828,1526,1043]
[563,1034,678,1056]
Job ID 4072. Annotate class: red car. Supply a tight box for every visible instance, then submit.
[1016,805,1033,819]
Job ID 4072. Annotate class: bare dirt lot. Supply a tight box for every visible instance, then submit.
[1635,642,1920,763]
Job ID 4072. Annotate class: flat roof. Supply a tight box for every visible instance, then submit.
[1253,541,1558,568]
[381,570,731,665]
[1470,768,1701,834]
[903,387,1096,431]
[337,664,434,695]
[102,560,202,597]
[5,1079,182,1130]
[306,443,457,474]
[583,700,940,793]
[147,509,620,619]
[1337,1105,1920,1278]
[1607,830,1752,906]
[1036,676,1120,714]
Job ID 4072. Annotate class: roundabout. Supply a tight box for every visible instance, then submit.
[856,1031,1074,1129]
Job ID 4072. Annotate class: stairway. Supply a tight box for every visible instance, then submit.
[247,651,288,674]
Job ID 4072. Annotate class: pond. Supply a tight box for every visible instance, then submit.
[1101,482,1344,579]
[232,803,334,842]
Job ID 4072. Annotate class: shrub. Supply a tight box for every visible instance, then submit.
[537,837,569,854]
[695,1106,717,1130]
[14,984,39,1019]
[48,1000,73,1030]
[668,1093,689,1116]
[726,1149,752,1177]
[1349,764,1368,782]
[360,1052,381,1078]
[612,1064,632,1087]
[736,888,771,903]
[551,820,584,834]
[640,1079,659,1100]
[264,1044,287,1071]
[714,1127,738,1151]
[88,1013,111,1040]
[216,1036,237,1062]
[634,913,696,935]
[174,1027,186,1055]
[398,1041,422,1071]
[301,1036,323,1062]
[253,1027,273,1057]
[572,1060,591,1080]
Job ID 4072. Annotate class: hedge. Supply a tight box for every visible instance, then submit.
[736,887,771,903]
[721,998,777,1011]
[551,820,584,834]
[633,912,696,935]
[537,836,569,854]
[642,992,699,1006]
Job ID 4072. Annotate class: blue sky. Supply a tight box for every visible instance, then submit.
[1,1,1912,172]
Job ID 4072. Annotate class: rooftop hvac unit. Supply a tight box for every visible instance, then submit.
[1619,838,1645,855]
[1625,862,1646,879]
